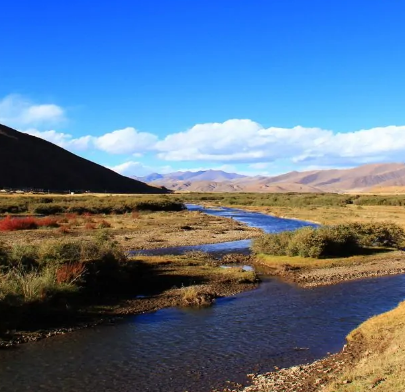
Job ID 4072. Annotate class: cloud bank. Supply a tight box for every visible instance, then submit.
[20,119,405,168]
[2,95,404,174]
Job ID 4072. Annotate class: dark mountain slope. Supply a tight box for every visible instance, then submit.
[0,124,166,193]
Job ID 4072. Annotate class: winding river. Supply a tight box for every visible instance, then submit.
[1,205,405,392]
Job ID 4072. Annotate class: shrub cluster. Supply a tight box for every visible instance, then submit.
[0,216,59,231]
[0,195,185,215]
[178,192,405,208]
[252,222,405,259]
[0,233,129,307]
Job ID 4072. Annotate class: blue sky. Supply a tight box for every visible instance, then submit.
[1,0,405,177]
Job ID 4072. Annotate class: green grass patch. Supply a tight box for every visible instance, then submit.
[252,222,405,259]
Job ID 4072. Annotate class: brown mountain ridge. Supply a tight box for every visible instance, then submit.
[138,163,405,193]
[0,124,166,193]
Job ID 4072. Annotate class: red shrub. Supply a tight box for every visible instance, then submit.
[132,211,140,219]
[0,216,38,231]
[85,222,96,230]
[56,262,86,284]
[0,216,60,231]
[58,217,69,224]
[37,217,59,228]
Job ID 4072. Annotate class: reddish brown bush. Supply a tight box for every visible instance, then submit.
[58,216,69,224]
[0,216,38,231]
[0,216,60,231]
[37,216,59,228]
[85,222,96,230]
[56,262,86,284]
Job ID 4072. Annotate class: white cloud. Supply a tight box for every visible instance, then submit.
[109,161,155,177]
[0,95,65,127]
[7,99,405,172]
[21,126,157,155]
[23,129,92,151]
[155,119,332,163]
[109,162,177,177]
[94,127,157,155]
[154,119,405,167]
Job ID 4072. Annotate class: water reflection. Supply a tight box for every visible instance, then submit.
[1,275,404,392]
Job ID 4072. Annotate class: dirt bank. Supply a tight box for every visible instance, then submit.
[255,251,405,288]
[293,254,405,287]
[223,298,405,392]
[217,349,354,392]
[0,254,258,348]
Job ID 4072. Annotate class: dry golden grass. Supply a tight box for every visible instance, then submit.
[325,300,405,392]
[255,251,396,270]
[241,204,405,229]
[363,186,405,194]
[0,210,261,251]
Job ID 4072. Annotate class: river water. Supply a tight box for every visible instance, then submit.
[1,206,404,392]
[134,204,318,256]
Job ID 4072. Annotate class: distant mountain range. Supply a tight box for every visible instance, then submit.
[136,170,246,183]
[134,164,405,193]
[0,124,166,194]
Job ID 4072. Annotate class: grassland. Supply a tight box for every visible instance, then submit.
[176,192,405,208]
[0,194,261,251]
[0,194,260,346]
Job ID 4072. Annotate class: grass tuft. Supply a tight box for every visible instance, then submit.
[181,286,216,307]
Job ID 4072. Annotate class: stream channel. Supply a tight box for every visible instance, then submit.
[1,205,405,392]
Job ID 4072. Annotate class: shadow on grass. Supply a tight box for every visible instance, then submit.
[323,247,396,259]
[0,259,210,339]
[356,247,396,256]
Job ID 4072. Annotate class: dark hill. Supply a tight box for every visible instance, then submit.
[0,124,167,193]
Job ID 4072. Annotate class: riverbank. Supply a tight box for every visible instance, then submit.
[206,204,405,392]
[1,205,262,348]
[0,209,262,251]
[224,298,405,392]
[208,203,405,286]
[255,251,405,287]
[0,253,258,347]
